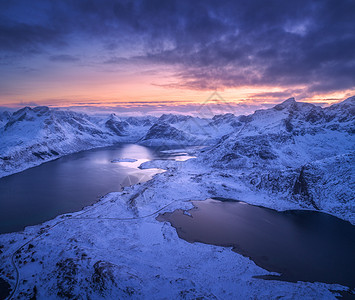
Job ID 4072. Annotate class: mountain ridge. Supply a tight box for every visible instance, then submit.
[0,96,354,178]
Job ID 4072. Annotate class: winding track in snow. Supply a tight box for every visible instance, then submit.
[6,181,179,300]
[5,151,199,299]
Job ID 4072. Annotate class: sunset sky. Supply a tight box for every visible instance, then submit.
[0,0,354,114]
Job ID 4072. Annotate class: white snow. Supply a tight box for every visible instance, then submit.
[0,97,354,299]
[0,155,349,299]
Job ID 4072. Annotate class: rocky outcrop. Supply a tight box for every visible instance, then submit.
[292,166,318,209]
[105,114,128,136]
[140,122,201,145]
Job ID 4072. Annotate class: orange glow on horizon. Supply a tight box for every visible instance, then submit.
[1,66,353,109]
[2,86,353,109]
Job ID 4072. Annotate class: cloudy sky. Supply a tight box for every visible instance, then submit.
[0,0,354,113]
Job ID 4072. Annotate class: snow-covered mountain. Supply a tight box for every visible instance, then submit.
[0,97,354,299]
[0,107,156,177]
[140,113,236,146]
[198,96,355,214]
[104,114,129,136]
[157,113,193,124]
[1,97,354,180]
[0,107,236,177]
[205,97,354,167]
[140,122,196,145]
[0,111,11,128]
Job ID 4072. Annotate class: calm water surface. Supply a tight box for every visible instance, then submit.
[158,198,355,288]
[0,144,192,234]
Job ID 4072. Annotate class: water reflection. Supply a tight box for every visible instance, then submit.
[0,144,183,234]
[158,198,355,288]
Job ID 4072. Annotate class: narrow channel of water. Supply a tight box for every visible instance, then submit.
[157,198,355,288]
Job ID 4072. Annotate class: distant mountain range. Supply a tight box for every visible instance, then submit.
[0,97,354,185]
[0,96,354,299]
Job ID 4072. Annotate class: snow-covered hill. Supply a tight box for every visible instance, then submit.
[0,111,11,128]
[0,107,156,177]
[139,113,240,146]
[198,96,355,215]
[1,97,354,214]
[0,97,354,299]
[140,122,202,146]
[0,108,236,177]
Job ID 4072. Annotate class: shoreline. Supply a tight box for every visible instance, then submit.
[0,146,353,299]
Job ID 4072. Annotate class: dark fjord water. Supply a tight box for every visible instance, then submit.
[158,198,355,288]
[0,144,191,234]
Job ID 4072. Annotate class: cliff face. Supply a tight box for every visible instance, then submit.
[292,166,318,209]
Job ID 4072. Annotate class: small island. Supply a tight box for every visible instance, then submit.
[111,158,138,163]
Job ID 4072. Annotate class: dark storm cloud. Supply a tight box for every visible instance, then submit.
[0,20,65,52]
[1,0,354,94]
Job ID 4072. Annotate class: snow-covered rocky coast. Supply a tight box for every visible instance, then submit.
[0,97,354,299]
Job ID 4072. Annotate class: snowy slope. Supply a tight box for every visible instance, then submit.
[139,122,203,146]
[0,97,354,299]
[0,111,11,128]
[139,114,238,146]
[0,108,156,177]
[0,108,237,177]
[198,97,355,214]
[0,147,351,299]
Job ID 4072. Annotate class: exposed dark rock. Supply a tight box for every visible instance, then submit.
[232,136,278,160]
[32,106,50,116]
[293,166,319,209]
[91,261,116,292]
[284,117,293,132]
[29,286,37,300]
[105,118,128,136]
[238,115,252,123]
[305,108,324,123]
[143,123,190,141]
[293,167,308,196]
[55,258,78,298]
[221,153,243,162]
[258,149,277,160]
[274,97,296,111]
[50,150,59,156]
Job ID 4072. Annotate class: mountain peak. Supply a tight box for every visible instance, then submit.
[338,95,355,105]
[282,97,296,105]
[274,97,296,110]
[13,106,32,115]
[327,95,355,116]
